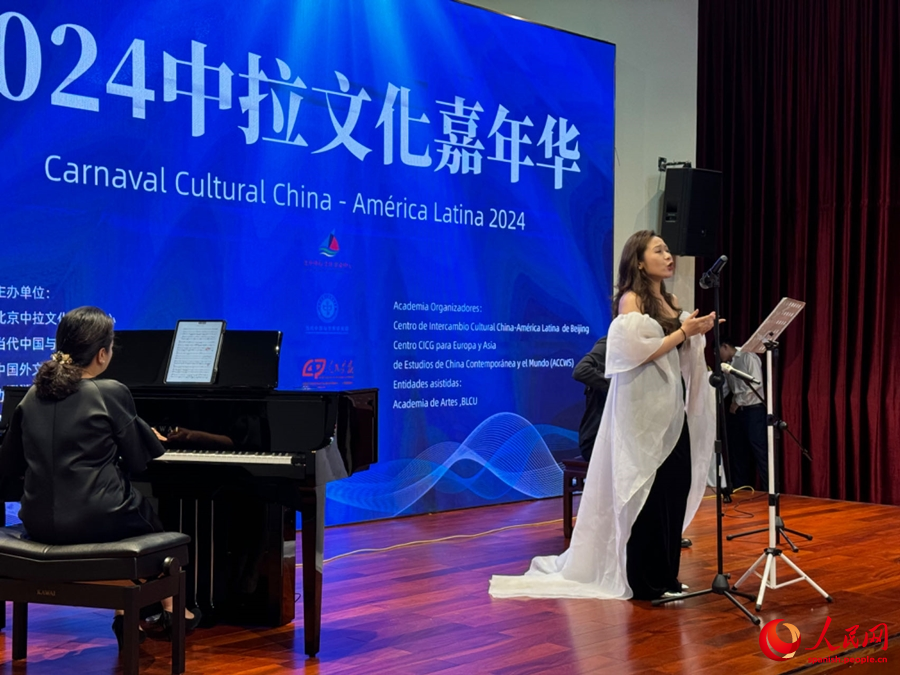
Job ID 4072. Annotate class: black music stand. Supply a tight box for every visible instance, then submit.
[729,298,832,609]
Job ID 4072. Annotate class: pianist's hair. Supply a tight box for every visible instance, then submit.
[34,306,115,400]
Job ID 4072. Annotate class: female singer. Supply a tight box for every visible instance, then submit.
[489,230,717,600]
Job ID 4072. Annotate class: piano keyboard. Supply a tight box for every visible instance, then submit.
[156,450,299,465]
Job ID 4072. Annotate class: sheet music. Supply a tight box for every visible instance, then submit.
[165,320,225,383]
[741,298,805,354]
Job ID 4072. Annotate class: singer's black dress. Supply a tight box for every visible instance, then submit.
[0,378,165,544]
[625,340,693,600]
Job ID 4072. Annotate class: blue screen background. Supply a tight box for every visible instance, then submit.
[1,0,614,525]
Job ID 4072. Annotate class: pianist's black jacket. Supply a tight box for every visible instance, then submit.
[0,378,164,544]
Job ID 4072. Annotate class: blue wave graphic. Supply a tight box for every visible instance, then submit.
[5,502,21,525]
[327,412,578,516]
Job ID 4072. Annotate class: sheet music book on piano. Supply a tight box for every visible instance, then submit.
[164,320,226,384]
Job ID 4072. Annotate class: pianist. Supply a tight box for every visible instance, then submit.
[0,305,199,643]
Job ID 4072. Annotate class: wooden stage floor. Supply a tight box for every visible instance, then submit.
[1,490,898,674]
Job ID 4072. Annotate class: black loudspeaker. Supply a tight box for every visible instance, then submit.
[660,167,722,257]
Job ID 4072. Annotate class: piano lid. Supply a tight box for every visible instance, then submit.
[101,329,282,389]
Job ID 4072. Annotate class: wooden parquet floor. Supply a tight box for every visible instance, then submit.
[1,491,898,674]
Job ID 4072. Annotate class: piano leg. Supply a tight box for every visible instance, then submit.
[298,486,324,658]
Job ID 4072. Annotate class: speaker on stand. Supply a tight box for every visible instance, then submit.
[660,167,722,258]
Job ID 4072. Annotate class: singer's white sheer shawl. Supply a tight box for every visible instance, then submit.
[489,312,715,599]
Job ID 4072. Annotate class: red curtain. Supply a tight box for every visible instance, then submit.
[696,0,900,503]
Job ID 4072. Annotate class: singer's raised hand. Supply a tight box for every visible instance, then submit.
[682,310,719,337]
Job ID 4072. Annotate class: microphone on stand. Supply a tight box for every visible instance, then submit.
[699,255,728,289]
[721,362,761,386]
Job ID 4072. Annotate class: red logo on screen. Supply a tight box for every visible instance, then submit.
[302,358,327,379]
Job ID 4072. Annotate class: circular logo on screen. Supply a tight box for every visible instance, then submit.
[316,293,339,323]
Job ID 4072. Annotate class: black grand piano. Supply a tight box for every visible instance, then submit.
[0,328,378,657]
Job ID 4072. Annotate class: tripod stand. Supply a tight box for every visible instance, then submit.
[653,259,759,625]
[730,300,833,610]
[726,343,813,553]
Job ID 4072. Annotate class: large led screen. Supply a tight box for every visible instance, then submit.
[1,0,615,525]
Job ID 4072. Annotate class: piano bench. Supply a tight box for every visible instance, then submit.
[562,459,589,539]
[0,526,190,675]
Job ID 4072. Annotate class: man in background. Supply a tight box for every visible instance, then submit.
[719,336,768,488]
[572,336,608,462]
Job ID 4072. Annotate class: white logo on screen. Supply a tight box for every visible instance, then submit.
[317,293,339,323]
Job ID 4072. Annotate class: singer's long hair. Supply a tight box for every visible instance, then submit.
[612,230,682,335]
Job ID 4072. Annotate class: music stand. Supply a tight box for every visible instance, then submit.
[730,298,833,609]
[726,307,811,551]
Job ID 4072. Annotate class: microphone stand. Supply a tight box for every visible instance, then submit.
[652,266,760,625]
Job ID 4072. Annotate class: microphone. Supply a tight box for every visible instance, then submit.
[699,255,728,289]
[721,362,761,386]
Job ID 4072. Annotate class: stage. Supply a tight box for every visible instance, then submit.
[1,491,897,673]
